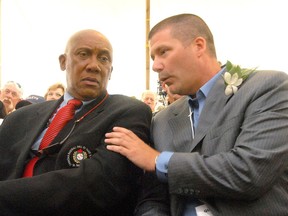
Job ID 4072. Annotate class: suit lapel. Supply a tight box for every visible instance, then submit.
[190,75,232,151]
[23,100,60,145]
[15,100,60,176]
[168,97,194,152]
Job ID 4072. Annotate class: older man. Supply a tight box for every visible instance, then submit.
[0,29,152,215]
[0,81,23,114]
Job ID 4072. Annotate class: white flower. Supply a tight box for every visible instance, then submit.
[223,72,243,96]
[222,61,257,96]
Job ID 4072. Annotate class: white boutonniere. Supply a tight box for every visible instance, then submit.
[223,61,257,96]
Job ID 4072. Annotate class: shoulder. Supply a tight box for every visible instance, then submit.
[109,94,144,105]
[243,70,288,93]
[0,101,56,127]
[249,70,288,83]
[154,96,188,120]
[5,101,55,118]
[108,94,151,111]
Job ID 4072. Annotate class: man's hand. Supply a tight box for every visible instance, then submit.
[105,127,160,172]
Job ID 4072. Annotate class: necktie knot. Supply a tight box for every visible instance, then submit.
[68,99,82,109]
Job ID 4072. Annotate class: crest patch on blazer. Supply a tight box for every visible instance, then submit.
[67,145,92,167]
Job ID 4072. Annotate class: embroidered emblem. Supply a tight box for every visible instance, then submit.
[67,145,92,167]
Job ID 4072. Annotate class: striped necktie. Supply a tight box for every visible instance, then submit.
[23,99,82,177]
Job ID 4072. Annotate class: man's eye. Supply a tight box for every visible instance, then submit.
[160,49,167,55]
[79,51,89,58]
[98,56,109,63]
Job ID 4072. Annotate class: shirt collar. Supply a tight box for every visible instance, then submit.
[63,92,94,106]
[201,67,225,98]
[190,67,225,100]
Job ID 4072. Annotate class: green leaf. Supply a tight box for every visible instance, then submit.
[226,60,233,71]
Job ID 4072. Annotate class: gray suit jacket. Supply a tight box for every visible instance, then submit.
[136,70,288,216]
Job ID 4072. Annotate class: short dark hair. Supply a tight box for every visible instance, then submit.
[148,13,217,58]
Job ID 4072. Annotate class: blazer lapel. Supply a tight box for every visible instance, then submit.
[168,97,194,152]
[21,101,59,144]
[15,100,60,177]
[190,75,232,151]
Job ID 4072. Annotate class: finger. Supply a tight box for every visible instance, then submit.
[106,130,134,144]
[113,127,135,138]
[105,137,122,145]
[106,145,128,156]
[105,131,123,138]
[105,136,131,149]
[112,126,129,133]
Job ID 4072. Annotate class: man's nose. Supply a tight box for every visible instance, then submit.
[87,57,101,73]
[152,58,163,73]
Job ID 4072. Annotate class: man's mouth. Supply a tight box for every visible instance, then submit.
[2,98,11,104]
[81,77,99,86]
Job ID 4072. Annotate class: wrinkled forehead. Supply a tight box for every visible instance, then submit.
[2,83,21,92]
[0,83,22,98]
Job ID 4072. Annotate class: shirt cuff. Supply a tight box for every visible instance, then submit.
[155,151,173,182]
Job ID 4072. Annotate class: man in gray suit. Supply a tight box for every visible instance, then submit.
[105,14,288,215]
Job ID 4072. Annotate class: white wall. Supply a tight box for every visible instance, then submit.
[1,0,287,98]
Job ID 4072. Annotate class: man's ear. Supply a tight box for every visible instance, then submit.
[59,54,66,71]
[194,36,206,57]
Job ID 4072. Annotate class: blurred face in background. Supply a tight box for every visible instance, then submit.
[0,82,22,113]
[46,88,64,101]
[141,91,157,112]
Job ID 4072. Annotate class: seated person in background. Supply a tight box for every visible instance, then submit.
[0,29,152,215]
[44,82,66,101]
[141,89,157,113]
[15,94,46,109]
[0,81,23,114]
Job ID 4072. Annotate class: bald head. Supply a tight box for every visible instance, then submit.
[59,29,114,101]
[65,29,113,59]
